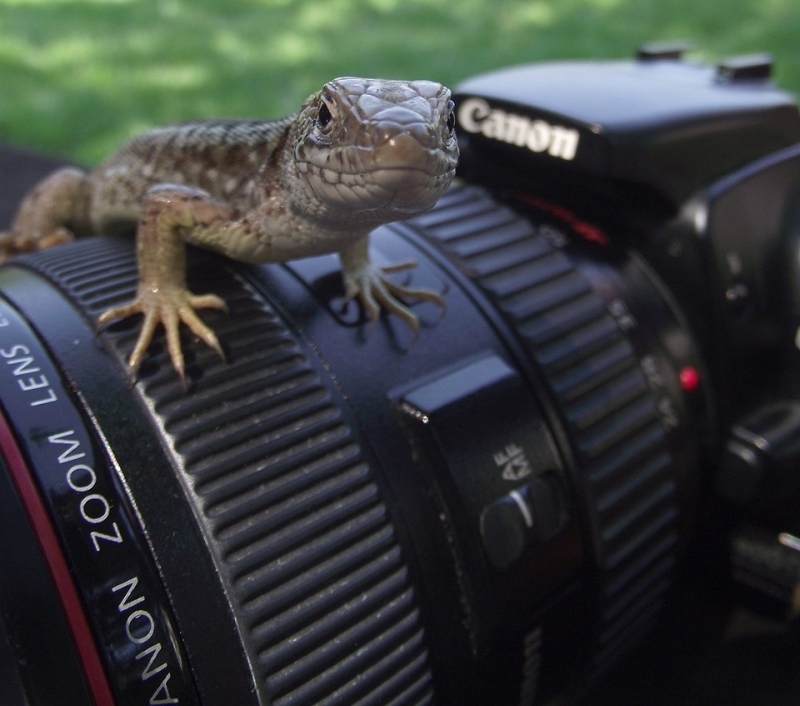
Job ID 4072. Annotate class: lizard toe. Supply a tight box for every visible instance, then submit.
[382,276,447,313]
[177,302,226,363]
[370,278,420,337]
[127,306,163,383]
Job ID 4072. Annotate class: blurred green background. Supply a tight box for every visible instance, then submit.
[2,0,799,164]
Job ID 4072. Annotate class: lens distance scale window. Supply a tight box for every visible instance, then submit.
[398,354,573,572]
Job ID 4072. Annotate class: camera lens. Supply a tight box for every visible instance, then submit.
[0,183,705,704]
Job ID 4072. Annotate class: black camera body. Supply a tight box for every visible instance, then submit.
[451,44,800,696]
[1,47,799,706]
[454,44,800,581]
[456,47,800,408]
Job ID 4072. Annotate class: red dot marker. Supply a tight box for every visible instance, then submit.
[679,365,700,392]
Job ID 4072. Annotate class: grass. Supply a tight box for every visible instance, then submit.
[1,0,800,164]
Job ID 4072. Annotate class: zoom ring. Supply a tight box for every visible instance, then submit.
[416,185,679,680]
[17,237,434,706]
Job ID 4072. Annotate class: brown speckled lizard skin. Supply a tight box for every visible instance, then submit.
[0,77,459,383]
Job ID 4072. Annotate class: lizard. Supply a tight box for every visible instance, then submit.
[0,77,459,384]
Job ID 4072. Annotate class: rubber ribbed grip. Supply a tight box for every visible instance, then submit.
[416,185,678,676]
[16,237,434,706]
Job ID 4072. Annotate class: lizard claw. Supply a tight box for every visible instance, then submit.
[97,287,228,385]
[342,261,445,339]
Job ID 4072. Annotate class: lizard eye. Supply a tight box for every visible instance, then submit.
[316,99,334,132]
[445,101,456,137]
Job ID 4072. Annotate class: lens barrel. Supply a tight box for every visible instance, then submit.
[0,183,705,704]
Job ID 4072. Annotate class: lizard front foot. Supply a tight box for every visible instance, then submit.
[0,227,75,263]
[97,286,227,385]
[0,167,86,262]
[342,260,445,337]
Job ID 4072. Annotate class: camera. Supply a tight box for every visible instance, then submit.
[1,43,799,705]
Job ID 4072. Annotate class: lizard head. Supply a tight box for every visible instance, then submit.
[291,77,459,226]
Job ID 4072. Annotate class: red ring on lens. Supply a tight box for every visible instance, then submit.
[0,411,115,706]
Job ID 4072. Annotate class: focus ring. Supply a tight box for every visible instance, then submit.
[16,237,434,706]
[415,185,679,678]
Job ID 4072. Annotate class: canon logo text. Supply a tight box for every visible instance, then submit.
[458,97,580,161]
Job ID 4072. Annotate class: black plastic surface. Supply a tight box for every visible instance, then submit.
[454,58,800,207]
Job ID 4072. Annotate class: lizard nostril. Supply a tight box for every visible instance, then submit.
[446,108,456,136]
